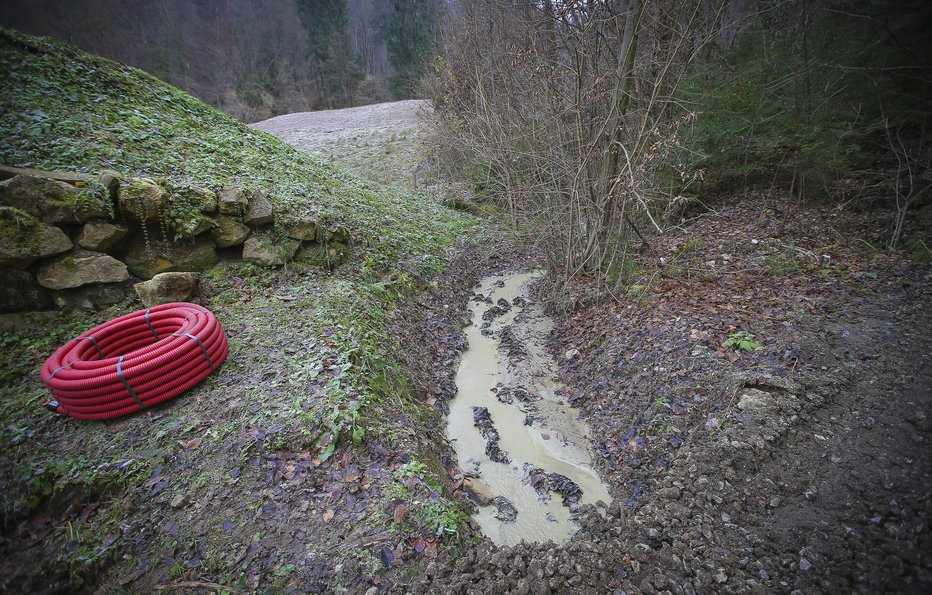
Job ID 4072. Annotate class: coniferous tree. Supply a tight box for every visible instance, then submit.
[384,0,440,99]
[296,0,365,108]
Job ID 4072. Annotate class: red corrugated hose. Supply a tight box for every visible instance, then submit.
[41,302,228,420]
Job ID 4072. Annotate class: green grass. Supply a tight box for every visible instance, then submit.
[0,29,478,589]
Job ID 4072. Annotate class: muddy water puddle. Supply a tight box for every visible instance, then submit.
[446,271,611,545]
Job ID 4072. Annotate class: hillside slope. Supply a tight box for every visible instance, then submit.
[0,28,469,278]
[0,29,478,592]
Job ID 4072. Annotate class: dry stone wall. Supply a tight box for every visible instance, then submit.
[0,166,346,315]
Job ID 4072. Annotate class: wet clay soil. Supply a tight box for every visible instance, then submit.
[447,272,611,545]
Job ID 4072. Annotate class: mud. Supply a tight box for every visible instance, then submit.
[446,271,611,547]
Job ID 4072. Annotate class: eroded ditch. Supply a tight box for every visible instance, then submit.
[446,271,611,546]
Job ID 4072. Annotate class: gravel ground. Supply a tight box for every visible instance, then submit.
[407,204,932,594]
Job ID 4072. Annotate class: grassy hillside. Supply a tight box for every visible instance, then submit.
[0,28,470,277]
[0,29,478,591]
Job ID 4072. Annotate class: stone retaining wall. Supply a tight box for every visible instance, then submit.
[0,166,348,315]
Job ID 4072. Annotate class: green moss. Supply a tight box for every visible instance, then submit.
[65,181,111,219]
[0,206,44,249]
[0,30,479,576]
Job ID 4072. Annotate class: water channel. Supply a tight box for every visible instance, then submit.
[446,271,612,546]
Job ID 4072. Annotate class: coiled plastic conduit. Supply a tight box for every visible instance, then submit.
[41,302,228,420]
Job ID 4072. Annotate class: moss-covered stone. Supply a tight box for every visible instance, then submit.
[98,169,121,192]
[287,218,317,241]
[208,216,251,248]
[244,190,274,225]
[295,241,348,270]
[192,187,218,214]
[76,221,129,252]
[0,206,72,268]
[0,174,111,224]
[37,249,130,290]
[323,225,351,244]
[124,235,219,279]
[53,282,128,310]
[242,233,300,267]
[218,187,247,218]
[117,177,165,223]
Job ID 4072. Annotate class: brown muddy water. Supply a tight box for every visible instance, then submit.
[446,272,611,546]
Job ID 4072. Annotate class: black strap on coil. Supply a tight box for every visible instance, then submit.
[116,355,145,411]
[144,308,160,341]
[77,336,104,359]
[172,332,214,370]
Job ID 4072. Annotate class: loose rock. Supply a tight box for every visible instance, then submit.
[134,272,200,307]
[493,496,518,523]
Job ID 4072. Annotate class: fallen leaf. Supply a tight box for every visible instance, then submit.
[118,568,145,585]
[380,545,394,569]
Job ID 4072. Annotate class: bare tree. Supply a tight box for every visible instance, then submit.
[427,0,726,285]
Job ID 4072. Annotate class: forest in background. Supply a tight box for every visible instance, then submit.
[1,0,929,274]
[0,0,442,122]
[425,0,932,281]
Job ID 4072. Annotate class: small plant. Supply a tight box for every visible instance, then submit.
[674,237,703,257]
[762,253,799,276]
[396,460,428,478]
[421,500,467,538]
[723,331,763,351]
[394,459,443,493]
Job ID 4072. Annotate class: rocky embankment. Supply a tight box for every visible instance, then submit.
[0,166,347,319]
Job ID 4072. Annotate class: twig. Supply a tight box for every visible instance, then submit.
[330,530,393,551]
[153,582,240,593]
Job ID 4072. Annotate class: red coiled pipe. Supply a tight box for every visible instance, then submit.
[40,302,228,420]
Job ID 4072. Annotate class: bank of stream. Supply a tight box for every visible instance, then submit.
[446,271,611,546]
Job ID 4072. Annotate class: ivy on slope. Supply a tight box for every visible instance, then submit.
[0,28,474,279]
[0,28,477,479]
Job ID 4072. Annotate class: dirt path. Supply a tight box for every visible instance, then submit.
[745,295,932,593]
[253,102,932,591]
[410,202,931,594]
